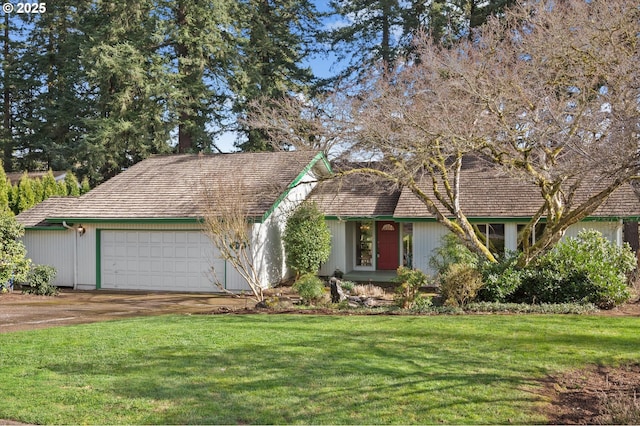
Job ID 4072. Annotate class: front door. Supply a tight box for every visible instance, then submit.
[376,221,399,270]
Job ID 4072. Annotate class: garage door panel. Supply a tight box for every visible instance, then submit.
[101,230,229,292]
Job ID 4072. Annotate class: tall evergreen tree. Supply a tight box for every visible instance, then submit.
[80,0,172,182]
[0,162,9,212]
[322,0,516,83]
[14,3,91,172]
[158,0,236,153]
[231,0,318,152]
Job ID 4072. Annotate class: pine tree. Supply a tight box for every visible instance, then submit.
[0,162,9,212]
[80,176,90,194]
[64,172,80,197]
[161,0,236,153]
[80,0,172,183]
[13,3,91,172]
[41,170,58,198]
[322,0,517,83]
[231,0,318,152]
[17,173,36,213]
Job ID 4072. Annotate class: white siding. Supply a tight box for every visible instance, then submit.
[565,221,621,244]
[412,222,450,275]
[319,220,346,276]
[22,230,75,287]
[253,169,320,287]
[72,165,322,292]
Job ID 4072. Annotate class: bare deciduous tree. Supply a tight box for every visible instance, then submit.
[248,0,640,266]
[200,180,264,302]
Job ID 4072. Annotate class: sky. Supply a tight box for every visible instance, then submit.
[214,2,345,153]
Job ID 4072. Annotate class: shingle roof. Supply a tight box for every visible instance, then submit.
[16,197,79,227]
[393,157,640,219]
[307,173,401,218]
[18,151,325,225]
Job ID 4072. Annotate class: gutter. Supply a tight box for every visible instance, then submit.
[61,221,78,290]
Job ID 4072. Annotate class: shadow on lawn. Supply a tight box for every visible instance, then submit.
[44,315,640,424]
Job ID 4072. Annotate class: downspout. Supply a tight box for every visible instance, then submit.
[62,221,78,290]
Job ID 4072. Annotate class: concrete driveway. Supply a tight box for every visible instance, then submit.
[0,290,254,333]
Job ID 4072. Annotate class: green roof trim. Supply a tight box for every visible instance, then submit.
[324,215,396,221]
[46,217,204,224]
[261,152,330,222]
[23,226,69,231]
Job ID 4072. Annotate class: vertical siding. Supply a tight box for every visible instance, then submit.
[412,222,450,275]
[253,170,320,288]
[505,223,518,253]
[565,221,620,244]
[319,220,346,276]
[22,230,75,287]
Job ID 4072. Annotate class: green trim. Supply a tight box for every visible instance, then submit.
[324,215,396,221]
[393,216,631,223]
[47,217,203,224]
[261,152,330,222]
[24,226,68,231]
[96,229,101,290]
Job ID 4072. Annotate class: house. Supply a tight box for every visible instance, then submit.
[7,170,68,185]
[16,151,331,292]
[310,156,640,280]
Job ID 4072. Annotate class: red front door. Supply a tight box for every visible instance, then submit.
[376,221,400,270]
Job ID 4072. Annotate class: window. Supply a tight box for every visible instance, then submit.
[402,223,413,268]
[474,223,505,256]
[355,221,373,267]
[517,223,546,250]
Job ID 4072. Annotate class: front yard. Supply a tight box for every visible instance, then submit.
[1,314,639,424]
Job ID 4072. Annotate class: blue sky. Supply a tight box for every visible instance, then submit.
[215,2,345,152]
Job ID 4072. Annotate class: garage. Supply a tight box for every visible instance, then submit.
[100,230,225,292]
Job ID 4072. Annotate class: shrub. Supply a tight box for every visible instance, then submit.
[429,234,479,276]
[514,230,635,308]
[22,265,58,296]
[292,273,325,305]
[393,266,429,309]
[410,294,433,313]
[338,280,355,292]
[0,212,31,288]
[283,202,331,276]
[439,263,483,307]
[478,254,523,302]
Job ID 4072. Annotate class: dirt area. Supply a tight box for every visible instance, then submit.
[2,290,640,424]
[0,289,254,333]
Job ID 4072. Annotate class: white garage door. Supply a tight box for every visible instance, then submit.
[101,230,225,292]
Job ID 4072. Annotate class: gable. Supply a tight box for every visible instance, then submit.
[17,151,330,227]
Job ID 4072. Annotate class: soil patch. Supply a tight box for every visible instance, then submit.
[541,364,640,424]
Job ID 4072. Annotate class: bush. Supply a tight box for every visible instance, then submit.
[439,263,483,307]
[513,230,635,308]
[0,212,31,288]
[292,274,325,305]
[284,202,331,276]
[339,280,355,292]
[429,234,479,276]
[478,254,523,302]
[409,294,433,313]
[22,265,58,296]
[393,266,429,309]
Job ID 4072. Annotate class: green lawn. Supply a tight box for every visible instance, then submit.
[1,314,639,424]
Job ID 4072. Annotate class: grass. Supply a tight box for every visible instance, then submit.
[1,314,639,424]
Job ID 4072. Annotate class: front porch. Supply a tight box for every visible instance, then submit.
[342,270,398,284]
